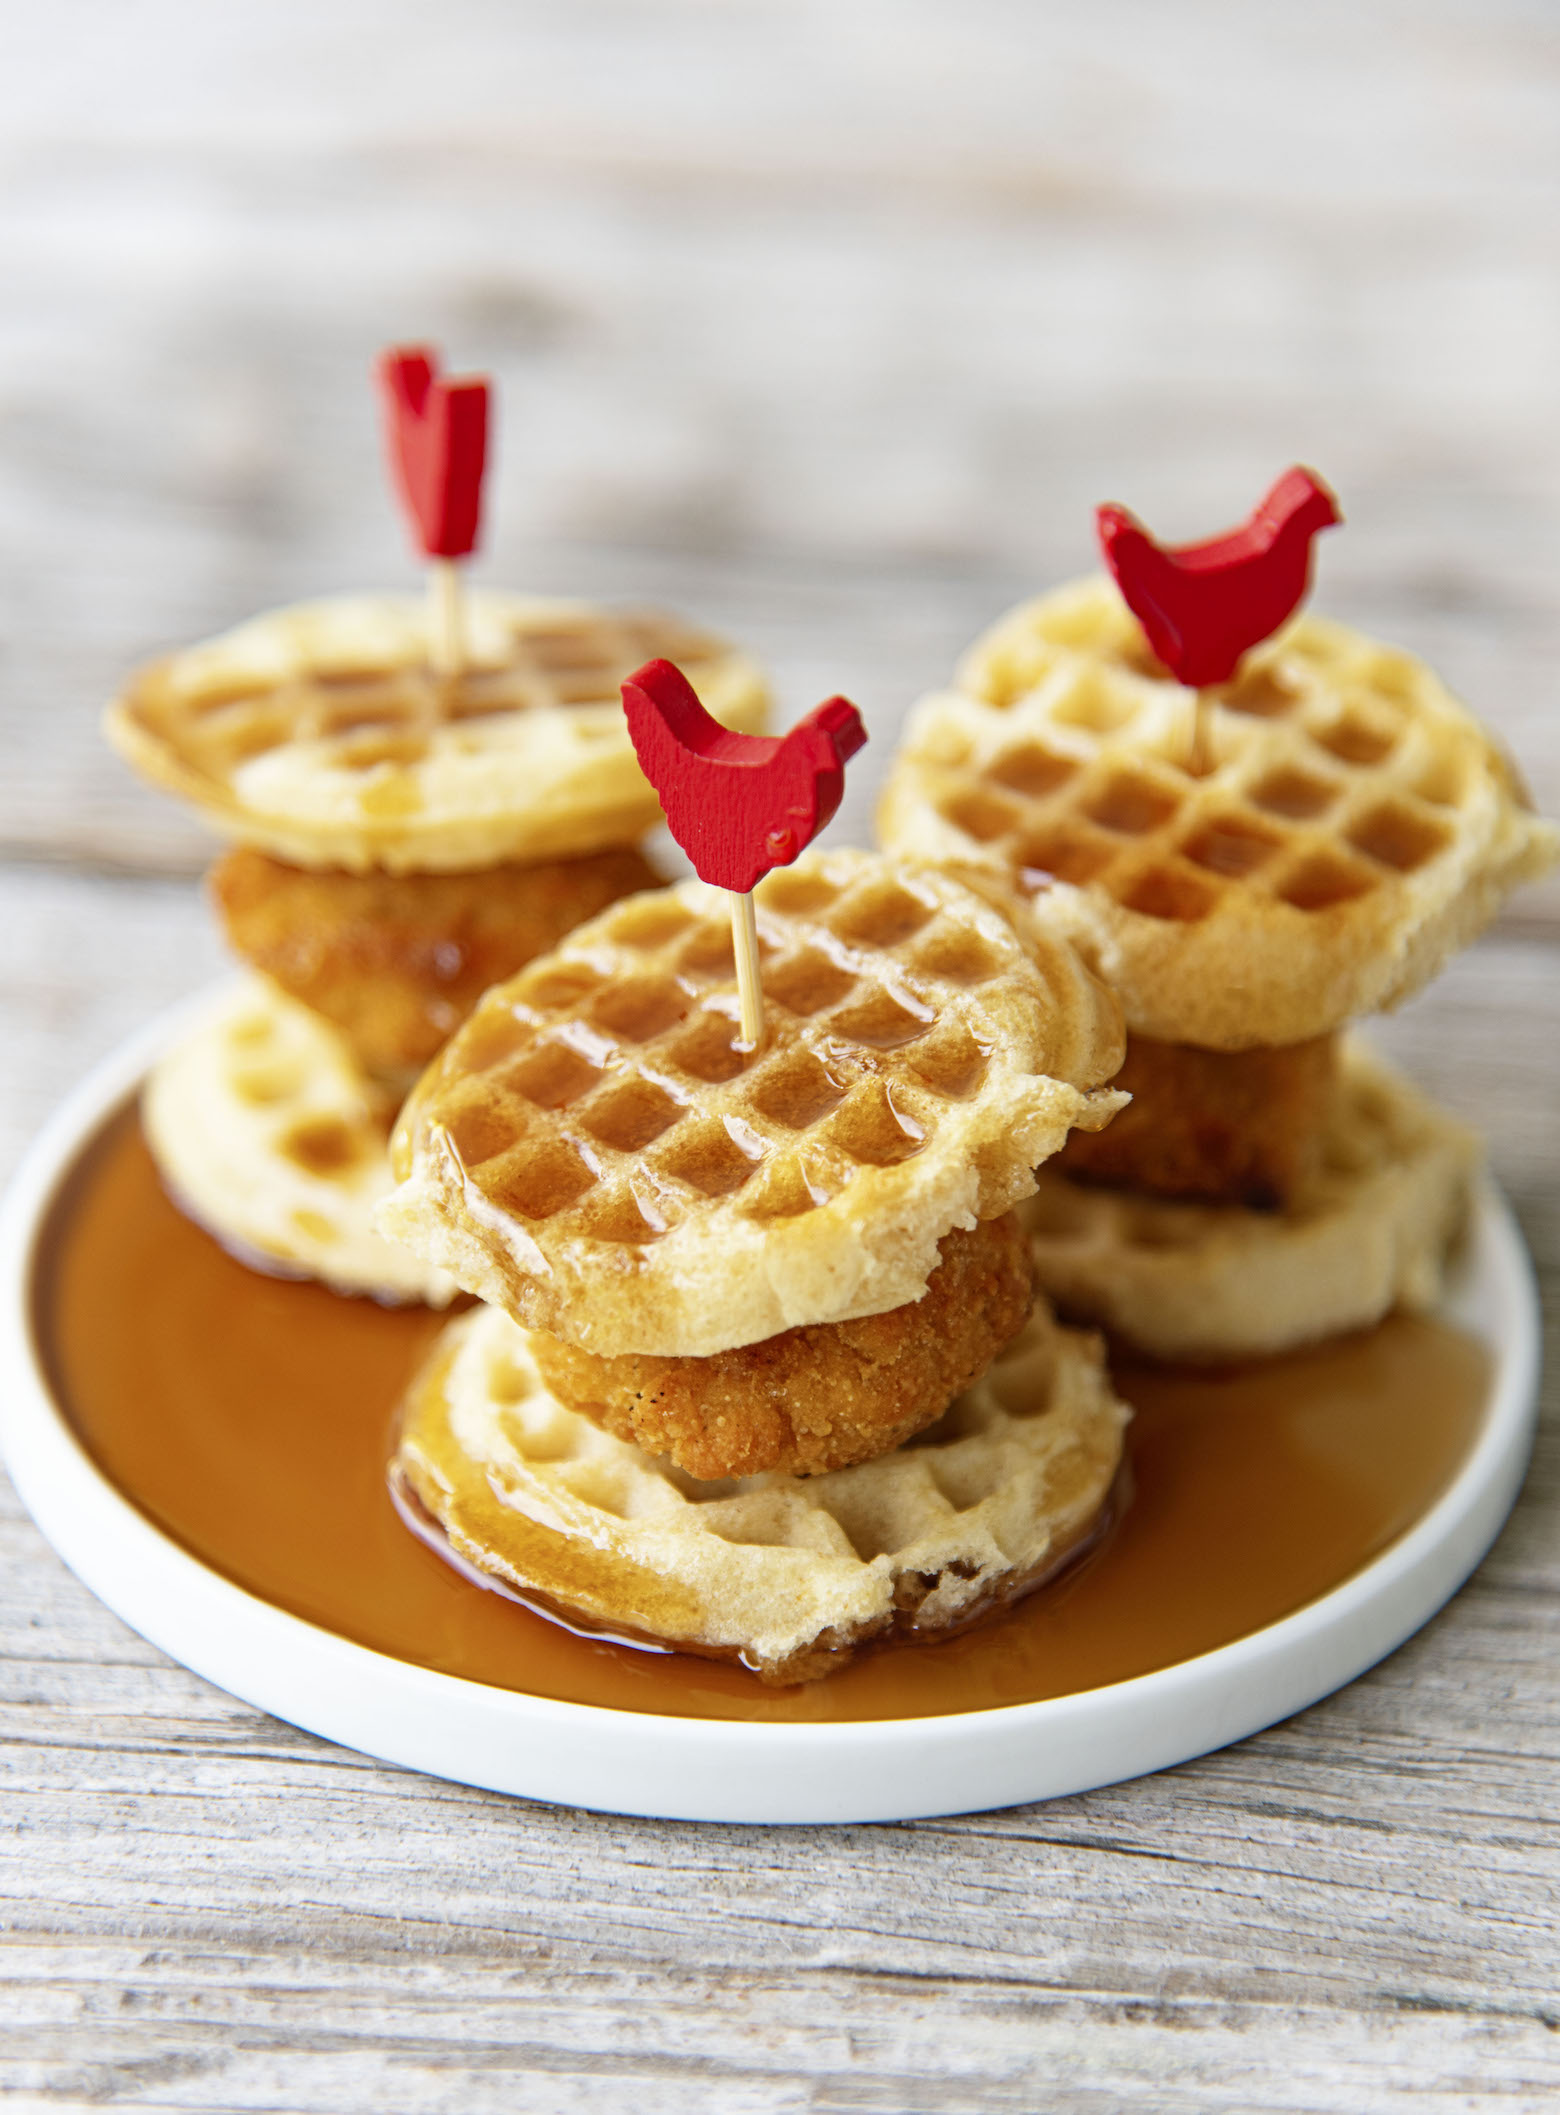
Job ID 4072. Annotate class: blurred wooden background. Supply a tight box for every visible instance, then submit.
[1,5,1557,2108]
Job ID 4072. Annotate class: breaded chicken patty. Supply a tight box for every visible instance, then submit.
[211,844,661,1086]
[531,1212,1035,1480]
[1058,1031,1337,1209]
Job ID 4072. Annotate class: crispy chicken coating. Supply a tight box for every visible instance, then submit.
[530,1212,1035,1480]
[210,844,661,1086]
[1058,1030,1338,1209]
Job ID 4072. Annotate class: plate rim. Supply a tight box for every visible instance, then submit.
[0,986,1541,1825]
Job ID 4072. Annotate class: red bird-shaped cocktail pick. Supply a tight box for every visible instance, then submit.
[377,344,492,676]
[378,345,490,560]
[623,659,866,895]
[622,657,867,1041]
[1097,466,1342,690]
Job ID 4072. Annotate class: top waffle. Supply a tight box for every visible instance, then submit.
[378,849,1126,1358]
[105,593,769,874]
[878,576,1559,1048]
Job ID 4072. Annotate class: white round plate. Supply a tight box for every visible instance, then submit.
[0,993,1541,1826]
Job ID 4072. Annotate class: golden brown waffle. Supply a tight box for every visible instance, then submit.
[106,593,768,873]
[392,1297,1128,1684]
[379,850,1127,1357]
[1023,1041,1476,1361]
[143,975,458,1306]
[879,576,1559,1047]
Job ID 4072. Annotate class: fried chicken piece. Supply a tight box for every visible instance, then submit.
[1057,1030,1338,1209]
[531,1213,1036,1480]
[210,844,661,1086]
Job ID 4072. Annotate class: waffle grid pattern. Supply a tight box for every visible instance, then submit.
[879,576,1558,1045]
[383,851,1125,1356]
[396,1297,1128,1681]
[106,594,768,871]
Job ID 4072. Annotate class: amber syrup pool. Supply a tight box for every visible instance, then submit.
[32,1105,1490,1723]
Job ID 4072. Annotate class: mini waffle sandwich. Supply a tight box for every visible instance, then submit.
[392,1294,1127,1685]
[880,550,1558,1359]
[377,849,1135,1677]
[107,593,768,1300]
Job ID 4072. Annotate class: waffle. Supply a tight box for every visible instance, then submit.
[391,1296,1129,1684]
[379,850,1127,1358]
[1023,1041,1477,1362]
[106,593,769,874]
[143,975,458,1306]
[878,576,1559,1048]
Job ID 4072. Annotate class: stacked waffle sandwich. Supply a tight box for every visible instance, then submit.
[880,532,1558,1361]
[378,845,1136,1682]
[106,593,768,1301]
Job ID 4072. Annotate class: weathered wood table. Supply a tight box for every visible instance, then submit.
[2,7,1557,2107]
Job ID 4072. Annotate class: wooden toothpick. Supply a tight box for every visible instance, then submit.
[1188,691,1210,776]
[428,556,465,679]
[730,890,764,1046]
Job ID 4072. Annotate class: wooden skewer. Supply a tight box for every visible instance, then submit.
[428,556,465,679]
[1188,690,1211,776]
[729,890,764,1046]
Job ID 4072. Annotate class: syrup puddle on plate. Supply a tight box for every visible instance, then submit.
[33,1105,1490,1724]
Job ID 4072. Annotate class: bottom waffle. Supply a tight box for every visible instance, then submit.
[392,1299,1129,1684]
[1023,1043,1477,1363]
[142,975,457,1306]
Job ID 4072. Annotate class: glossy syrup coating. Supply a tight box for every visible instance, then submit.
[380,849,1127,1358]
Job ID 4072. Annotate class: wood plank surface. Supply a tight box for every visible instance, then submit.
[1,5,1558,2109]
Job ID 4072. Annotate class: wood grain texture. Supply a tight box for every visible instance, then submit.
[1,4,1558,2108]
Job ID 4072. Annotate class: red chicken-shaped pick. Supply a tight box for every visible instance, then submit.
[622,657,867,1042]
[377,344,492,677]
[1097,466,1342,690]
[378,344,490,560]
